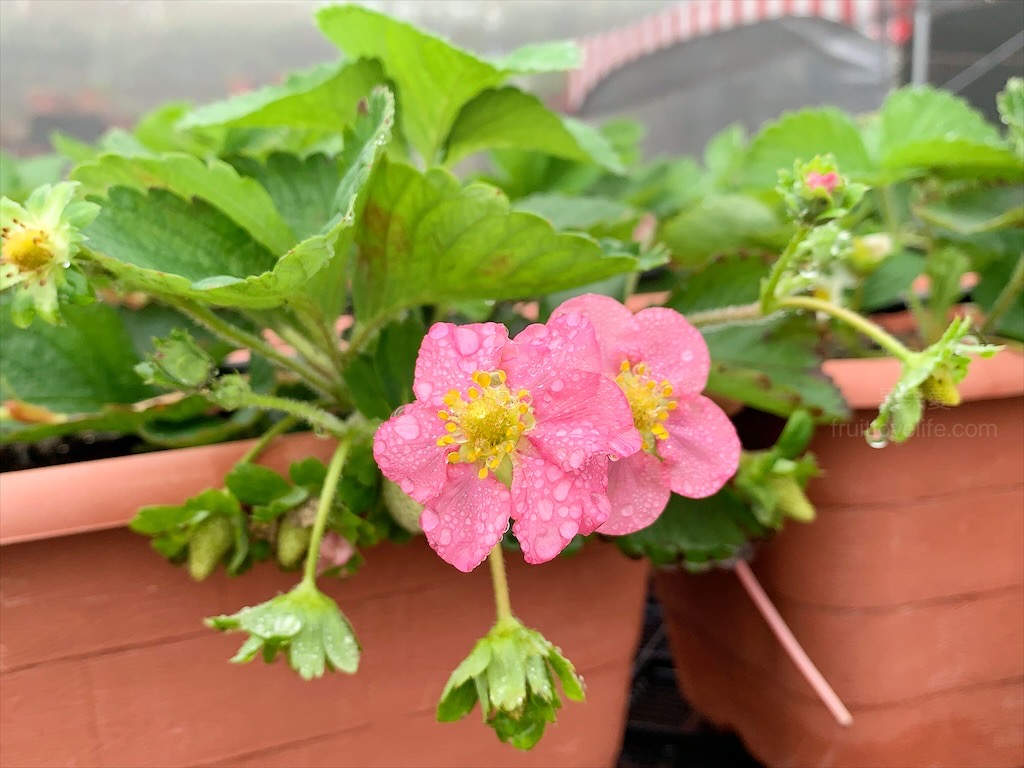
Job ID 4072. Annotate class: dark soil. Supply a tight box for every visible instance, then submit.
[0,433,145,473]
[618,591,765,768]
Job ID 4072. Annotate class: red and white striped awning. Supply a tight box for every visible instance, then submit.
[564,0,915,112]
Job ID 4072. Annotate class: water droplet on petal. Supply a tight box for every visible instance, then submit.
[455,327,480,355]
[552,481,571,502]
[420,509,440,532]
[559,520,579,540]
[550,378,564,393]
[429,324,449,339]
[392,414,421,440]
[538,499,554,521]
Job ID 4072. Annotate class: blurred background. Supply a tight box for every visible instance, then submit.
[2,0,1020,158]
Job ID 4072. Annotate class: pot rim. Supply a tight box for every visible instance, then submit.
[2,350,1021,547]
[0,431,335,547]
[823,347,1024,410]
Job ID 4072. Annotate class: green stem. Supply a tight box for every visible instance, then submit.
[169,300,337,399]
[877,186,902,251]
[342,313,392,363]
[760,225,810,313]
[777,295,916,362]
[488,544,514,623]
[221,389,349,437]
[982,253,1024,335]
[302,438,351,585]
[274,322,336,378]
[237,415,299,465]
[688,303,765,327]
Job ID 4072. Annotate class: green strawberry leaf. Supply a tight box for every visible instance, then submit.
[876,86,1020,178]
[739,108,873,189]
[916,185,1024,235]
[614,489,766,570]
[225,463,294,505]
[178,59,386,133]
[81,187,331,309]
[702,318,849,421]
[72,153,297,254]
[659,195,790,268]
[317,4,577,163]
[445,87,623,171]
[352,156,639,325]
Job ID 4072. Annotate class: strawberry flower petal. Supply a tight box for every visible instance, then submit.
[511,449,611,564]
[412,322,509,407]
[550,293,642,375]
[633,307,710,395]
[660,395,742,498]
[502,312,602,391]
[419,464,512,573]
[372,401,449,504]
[529,370,641,470]
[600,453,671,535]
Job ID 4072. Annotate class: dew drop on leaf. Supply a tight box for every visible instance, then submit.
[865,427,888,449]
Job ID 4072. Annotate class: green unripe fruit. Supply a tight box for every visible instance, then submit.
[276,517,313,569]
[382,478,423,533]
[188,516,234,581]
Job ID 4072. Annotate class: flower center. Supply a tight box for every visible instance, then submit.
[437,370,535,479]
[1,227,53,272]
[616,360,677,452]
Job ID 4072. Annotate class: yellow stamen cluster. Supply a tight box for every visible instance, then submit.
[436,370,535,480]
[616,360,677,452]
[1,226,53,272]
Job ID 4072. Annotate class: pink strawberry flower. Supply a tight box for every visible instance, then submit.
[373,313,641,572]
[551,294,741,535]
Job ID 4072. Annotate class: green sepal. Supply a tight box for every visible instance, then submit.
[435,617,584,750]
[207,581,360,679]
[868,315,1001,445]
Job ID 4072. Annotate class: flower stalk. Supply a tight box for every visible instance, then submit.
[303,438,352,585]
[488,544,514,624]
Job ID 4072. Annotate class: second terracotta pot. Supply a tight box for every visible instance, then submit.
[655,351,1024,768]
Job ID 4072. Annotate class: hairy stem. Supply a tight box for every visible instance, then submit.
[982,253,1024,335]
[687,303,765,327]
[488,544,514,623]
[302,438,352,585]
[760,224,810,313]
[237,415,299,465]
[777,295,916,362]
[222,390,349,437]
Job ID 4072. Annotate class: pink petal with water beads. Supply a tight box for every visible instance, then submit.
[412,322,509,407]
[550,293,643,375]
[633,307,710,395]
[528,370,641,471]
[372,401,448,504]
[660,395,742,499]
[419,463,512,573]
[599,452,672,535]
[510,449,611,564]
[501,311,603,392]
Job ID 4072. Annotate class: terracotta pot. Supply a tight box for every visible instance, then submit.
[654,350,1024,768]
[0,434,649,767]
